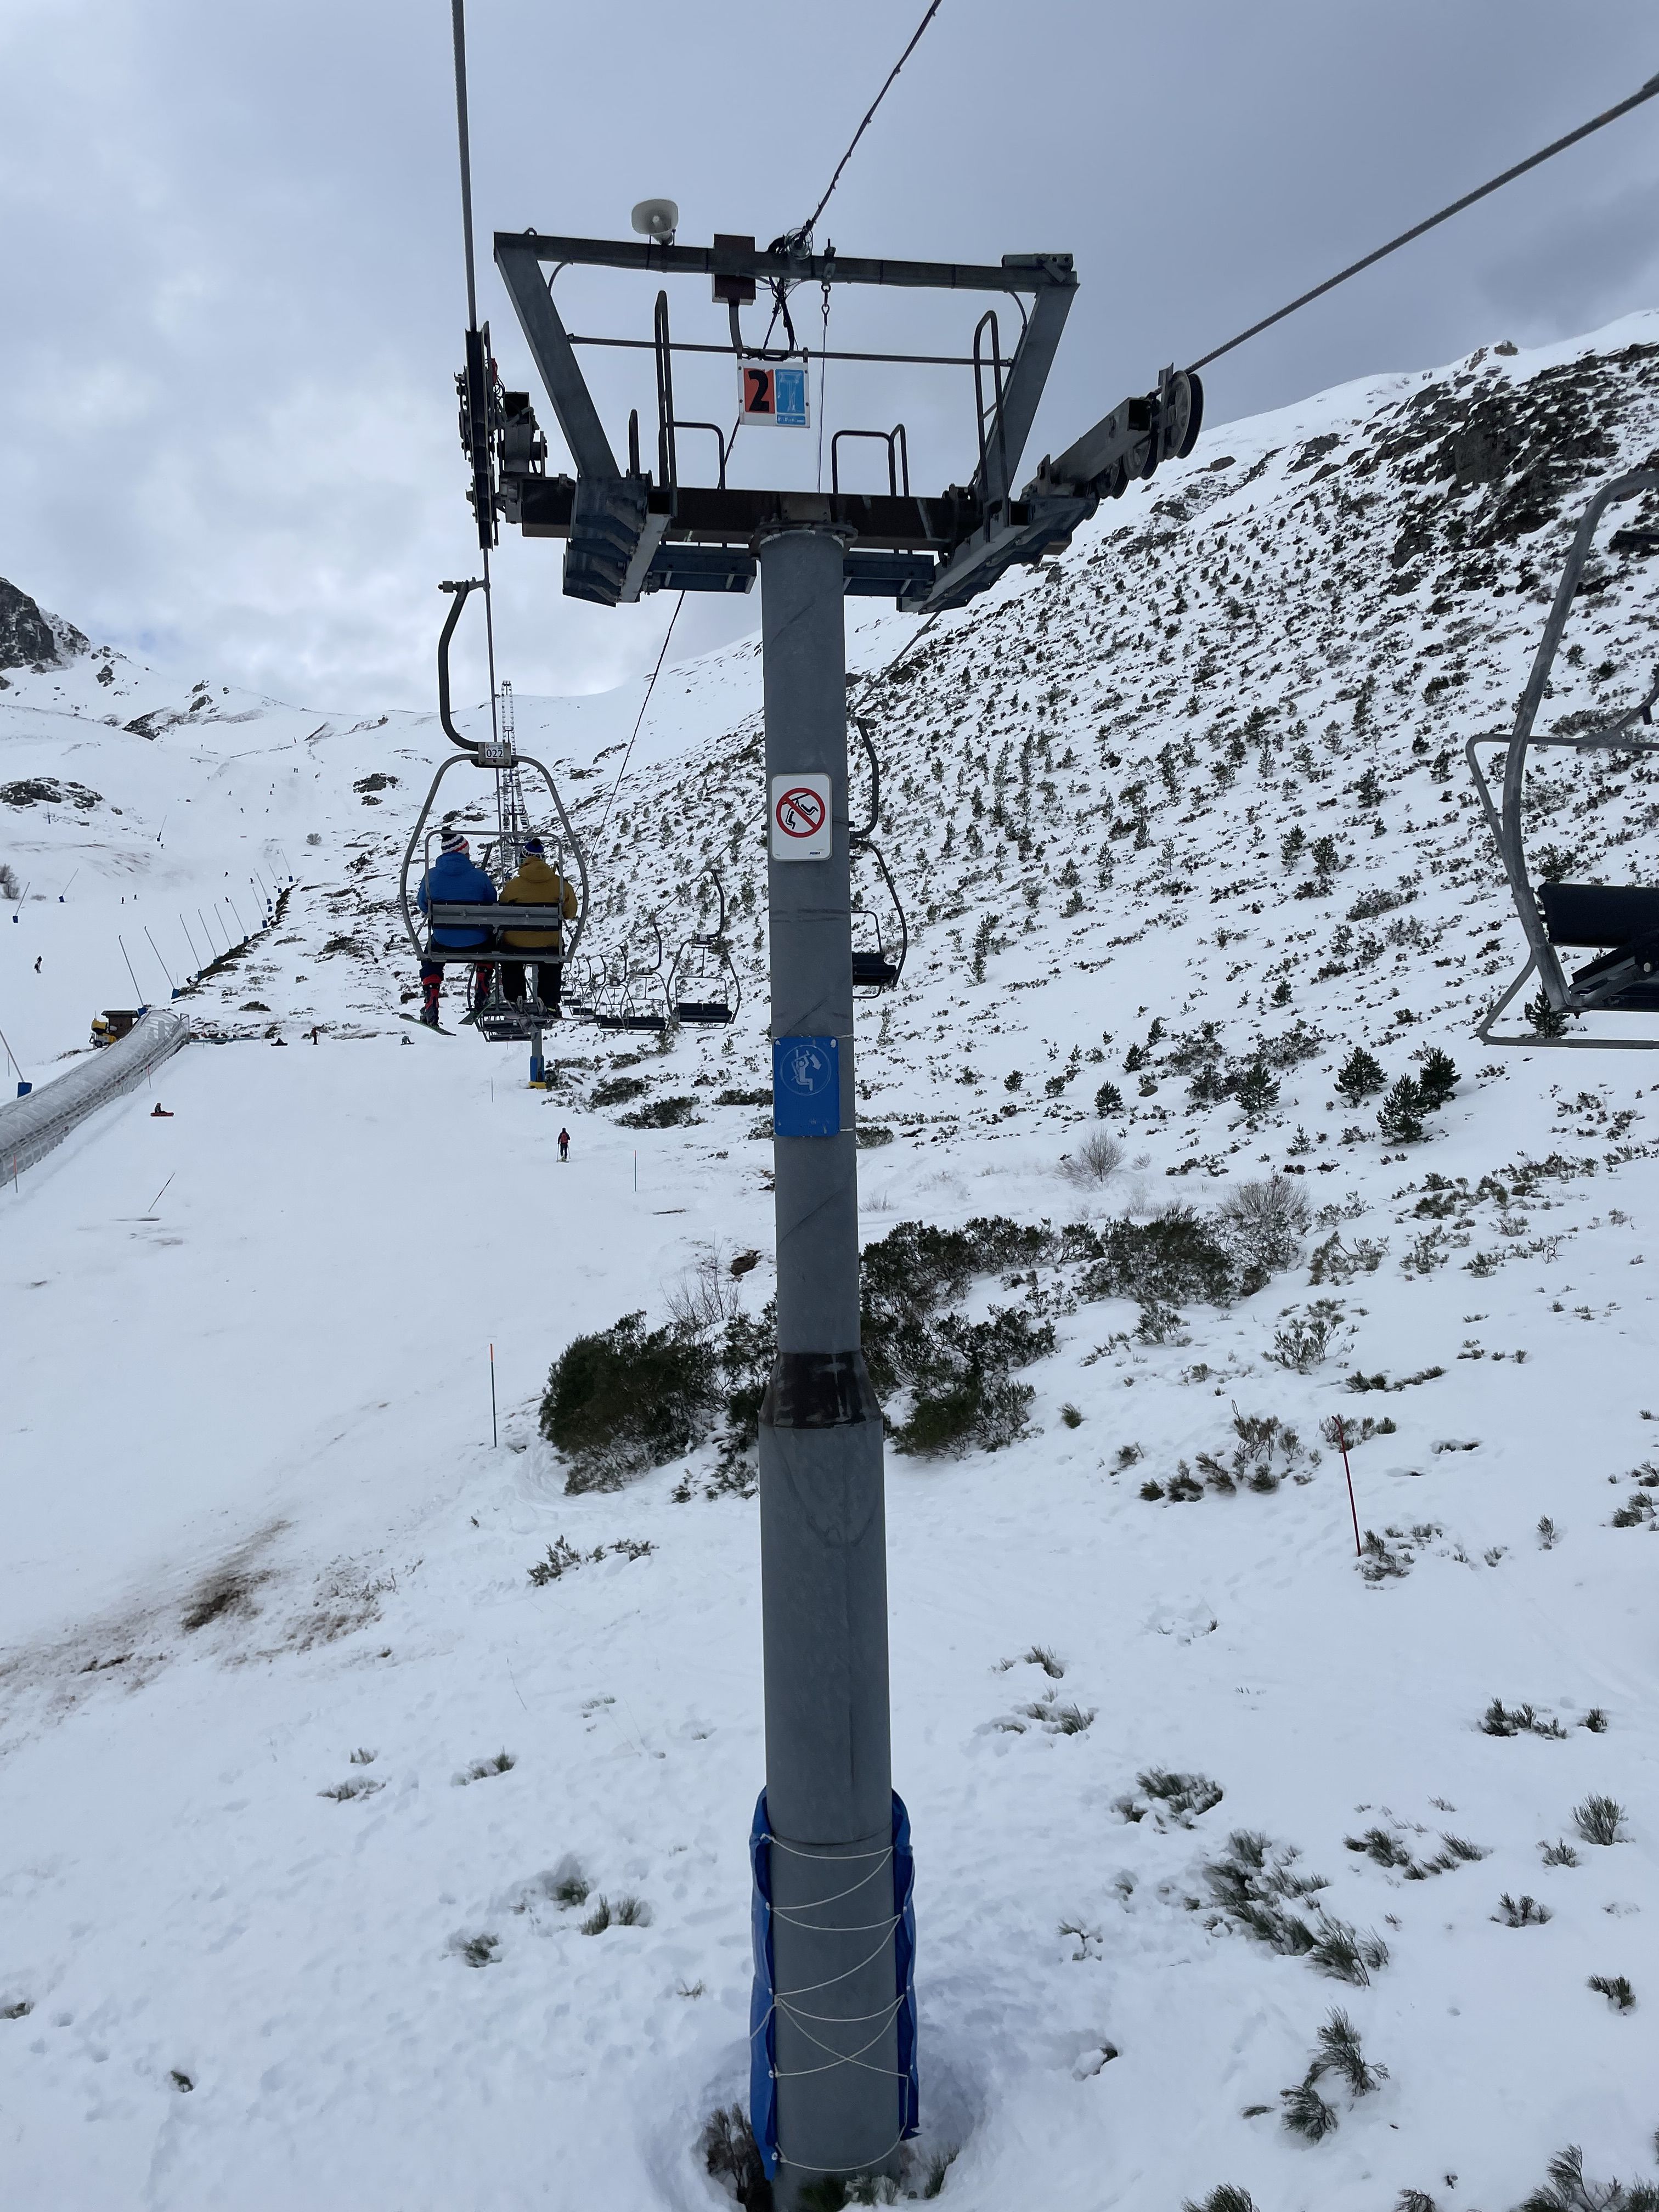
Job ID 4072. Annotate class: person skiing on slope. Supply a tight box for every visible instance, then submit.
[497,838,578,1015]
[558,1127,570,1163]
[415,830,496,1026]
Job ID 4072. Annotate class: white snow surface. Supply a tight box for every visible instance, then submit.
[5,313,1659,2209]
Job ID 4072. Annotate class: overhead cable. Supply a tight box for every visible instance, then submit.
[449,0,500,744]
[596,594,685,845]
[1190,70,1659,375]
[777,0,945,255]
[449,0,480,329]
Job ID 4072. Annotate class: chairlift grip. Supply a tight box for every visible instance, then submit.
[437,579,485,753]
[865,838,909,985]
[849,718,881,847]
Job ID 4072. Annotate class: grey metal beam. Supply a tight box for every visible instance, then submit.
[494,230,1072,297]
[971,266,1078,509]
[514,475,973,551]
[494,241,619,479]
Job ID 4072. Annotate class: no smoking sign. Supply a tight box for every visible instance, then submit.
[770,772,833,861]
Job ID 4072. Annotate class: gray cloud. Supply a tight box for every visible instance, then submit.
[2,0,1656,709]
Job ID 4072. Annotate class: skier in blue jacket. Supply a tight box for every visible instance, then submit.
[416,830,496,1026]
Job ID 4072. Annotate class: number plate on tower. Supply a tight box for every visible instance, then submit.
[738,357,810,428]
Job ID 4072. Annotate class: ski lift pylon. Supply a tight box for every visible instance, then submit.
[1468,465,1659,1049]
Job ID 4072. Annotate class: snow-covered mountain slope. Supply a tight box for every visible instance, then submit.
[4,313,1659,2211]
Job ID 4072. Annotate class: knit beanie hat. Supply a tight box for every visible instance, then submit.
[441,830,469,855]
[523,837,544,857]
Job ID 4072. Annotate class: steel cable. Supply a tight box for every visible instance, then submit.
[1190,71,1659,375]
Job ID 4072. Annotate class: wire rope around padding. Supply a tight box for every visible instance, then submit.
[775,2124,913,2175]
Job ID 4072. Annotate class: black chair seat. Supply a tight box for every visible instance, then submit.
[1568,972,1659,1011]
[852,952,900,989]
[1538,881,1659,946]
[675,1000,734,1025]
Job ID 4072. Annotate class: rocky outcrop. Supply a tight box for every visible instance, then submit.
[0,578,88,670]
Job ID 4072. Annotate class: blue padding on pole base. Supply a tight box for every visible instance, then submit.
[749,1788,918,2182]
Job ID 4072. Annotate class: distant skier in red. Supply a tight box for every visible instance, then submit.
[558,1127,570,1163]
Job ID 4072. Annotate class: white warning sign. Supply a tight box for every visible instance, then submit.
[770,772,833,861]
[739,356,810,428]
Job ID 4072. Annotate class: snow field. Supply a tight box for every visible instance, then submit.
[4,312,1659,2206]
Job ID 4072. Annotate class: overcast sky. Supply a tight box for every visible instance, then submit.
[2,0,1658,712]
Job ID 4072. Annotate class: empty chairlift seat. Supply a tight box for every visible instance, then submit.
[1537,882,1659,1008]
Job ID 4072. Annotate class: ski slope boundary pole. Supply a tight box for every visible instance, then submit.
[489,1342,498,1447]
[1336,1416,1362,1557]
[117,934,145,1003]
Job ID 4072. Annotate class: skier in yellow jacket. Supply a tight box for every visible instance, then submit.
[497,839,578,1014]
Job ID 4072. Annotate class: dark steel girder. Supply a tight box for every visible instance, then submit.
[513,474,976,553]
[493,232,1075,297]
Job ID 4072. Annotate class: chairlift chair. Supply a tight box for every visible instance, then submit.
[1467,465,1659,1049]
[398,582,589,1077]
[670,874,741,1025]
[565,952,606,1022]
[848,720,908,995]
[592,916,670,1032]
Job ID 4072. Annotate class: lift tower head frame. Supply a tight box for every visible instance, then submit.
[472,223,1201,2205]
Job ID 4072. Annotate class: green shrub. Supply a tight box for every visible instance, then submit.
[1081,1209,1234,1309]
[1231,1059,1280,1118]
[1094,1079,1123,1115]
[540,1313,719,1490]
[1215,1176,1311,1280]
[860,1217,1051,1337]
[1334,1046,1385,1102]
[889,1308,1054,1457]
[590,1074,648,1108]
[618,1094,698,1128]
[1415,1047,1458,1108]
[1377,1076,1426,1144]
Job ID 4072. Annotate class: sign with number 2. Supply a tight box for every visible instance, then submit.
[738,357,809,429]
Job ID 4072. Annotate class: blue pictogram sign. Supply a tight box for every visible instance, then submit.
[771,1034,840,1138]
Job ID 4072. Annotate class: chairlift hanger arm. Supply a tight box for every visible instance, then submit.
[437,580,484,752]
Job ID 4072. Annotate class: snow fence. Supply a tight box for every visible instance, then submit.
[0,1008,190,1180]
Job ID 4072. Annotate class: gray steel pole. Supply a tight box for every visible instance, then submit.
[757,526,900,2204]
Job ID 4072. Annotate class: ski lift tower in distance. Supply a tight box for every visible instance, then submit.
[472,193,1201,2204]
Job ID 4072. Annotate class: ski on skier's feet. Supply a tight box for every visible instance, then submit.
[399,1012,454,1036]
